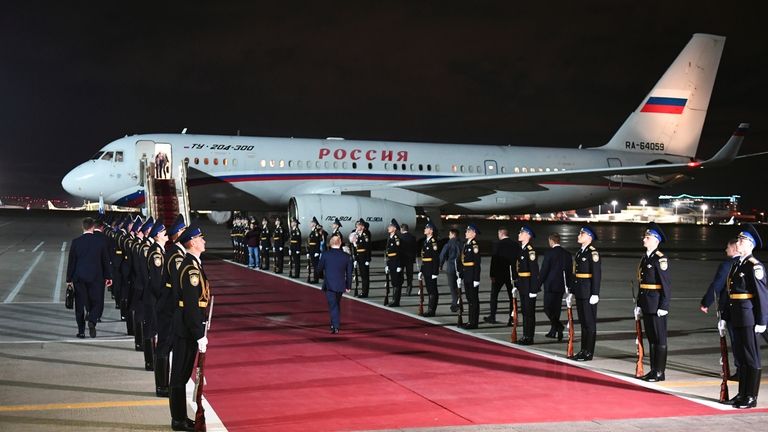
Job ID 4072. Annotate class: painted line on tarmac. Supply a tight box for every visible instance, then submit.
[31,241,45,252]
[53,241,67,302]
[0,399,168,413]
[4,251,45,303]
[0,337,133,344]
[0,221,13,229]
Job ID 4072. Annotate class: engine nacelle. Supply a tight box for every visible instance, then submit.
[289,195,416,240]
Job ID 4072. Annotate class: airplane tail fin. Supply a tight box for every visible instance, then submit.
[600,34,725,158]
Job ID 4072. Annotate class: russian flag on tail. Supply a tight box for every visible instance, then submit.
[640,97,687,114]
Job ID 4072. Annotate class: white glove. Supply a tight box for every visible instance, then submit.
[314,253,319,258]
[279,247,283,251]
[565,293,574,308]
[589,295,599,305]
[657,309,668,317]
[288,249,291,255]
[511,287,519,299]
[385,266,390,274]
[396,267,402,273]
[342,246,350,254]
[418,272,423,281]
[306,253,310,259]
[354,260,358,269]
[473,281,480,288]
[717,319,727,337]
[634,306,642,320]
[272,247,276,252]
[431,274,438,280]
[197,336,208,353]
[528,292,537,299]
[365,261,369,266]
[456,278,462,288]
[756,324,767,334]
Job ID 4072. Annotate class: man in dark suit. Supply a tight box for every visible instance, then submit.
[485,228,519,325]
[539,232,573,341]
[66,217,112,338]
[400,223,417,295]
[318,235,353,333]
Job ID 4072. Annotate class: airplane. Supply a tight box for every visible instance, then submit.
[62,33,750,238]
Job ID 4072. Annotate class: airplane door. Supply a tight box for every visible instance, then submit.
[484,160,498,175]
[154,142,172,179]
[607,157,623,190]
[135,140,156,186]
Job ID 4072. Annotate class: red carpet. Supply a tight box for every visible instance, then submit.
[202,261,727,431]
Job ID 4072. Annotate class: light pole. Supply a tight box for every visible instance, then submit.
[611,200,618,214]
[640,199,647,208]
[701,204,708,224]
[673,200,680,215]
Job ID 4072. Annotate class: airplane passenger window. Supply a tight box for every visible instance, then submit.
[194,158,199,165]
[385,163,389,170]
[223,159,228,166]
[213,158,219,165]
[468,165,474,173]
[260,160,266,168]
[460,165,465,173]
[514,167,520,173]
[538,168,543,172]
[451,164,457,173]
[204,158,209,165]
[316,161,321,168]
[290,160,295,168]
[279,160,285,168]
[233,159,237,166]
[368,162,373,169]
[545,167,550,172]
[352,162,357,169]
[501,167,506,173]
[333,161,338,169]
[91,151,104,160]
[101,152,114,161]
[401,164,406,170]
[477,166,482,173]
[115,151,124,162]
[393,163,397,170]
[269,160,275,168]
[342,162,348,169]
[305,160,310,168]
[418,164,423,171]
[432,164,436,171]
[324,161,330,168]
[522,167,527,173]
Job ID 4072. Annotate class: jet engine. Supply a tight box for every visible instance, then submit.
[289,195,417,239]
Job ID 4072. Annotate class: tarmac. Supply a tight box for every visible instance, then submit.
[1,210,767,431]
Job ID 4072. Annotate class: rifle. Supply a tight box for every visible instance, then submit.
[418,273,425,316]
[306,250,313,283]
[631,280,644,378]
[455,259,463,326]
[353,263,359,297]
[717,311,730,402]
[565,272,574,358]
[510,270,518,342]
[194,295,214,432]
[384,266,390,306]
[289,248,294,277]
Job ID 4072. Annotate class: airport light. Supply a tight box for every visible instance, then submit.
[701,204,708,224]
[611,200,618,214]
[673,200,680,215]
[640,199,647,208]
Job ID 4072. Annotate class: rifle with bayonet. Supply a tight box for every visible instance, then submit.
[384,261,391,306]
[418,272,425,316]
[194,295,214,432]
[455,258,464,326]
[717,310,730,402]
[631,280,644,378]
[565,271,574,358]
[510,266,518,342]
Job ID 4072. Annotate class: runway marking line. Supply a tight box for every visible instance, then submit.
[0,399,167,412]
[53,241,67,302]
[31,241,44,252]
[4,251,46,303]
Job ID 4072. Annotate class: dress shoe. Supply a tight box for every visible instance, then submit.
[507,318,513,327]
[171,418,195,431]
[76,333,85,339]
[729,371,739,381]
[641,371,665,382]
[568,351,584,360]
[423,312,435,317]
[331,327,340,334]
[734,396,757,409]
[156,387,169,398]
[517,337,534,345]
[544,330,556,339]
[575,352,593,361]
[483,316,498,324]
[556,329,564,342]
[88,322,96,338]
[461,323,478,329]
[450,305,459,313]
[388,303,400,307]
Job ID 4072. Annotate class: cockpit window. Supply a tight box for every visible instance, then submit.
[91,151,104,160]
[101,152,114,161]
[115,151,124,162]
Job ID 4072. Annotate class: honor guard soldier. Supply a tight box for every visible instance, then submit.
[169,225,210,431]
[288,217,302,278]
[723,225,767,408]
[307,217,322,282]
[515,225,540,344]
[156,214,186,398]
[569,226,601,360]
[330,218,345,248]
[134,217,155,361]
[420,222,440,316]
[354,219,371,297]
[259,217,271,270]
[272,217,286,273]
[145,220,167,392]
[459,224,481,328]
[635,223,671,382]
[109,215,125,310]
[121,216,141,336]
[385,219,404,307]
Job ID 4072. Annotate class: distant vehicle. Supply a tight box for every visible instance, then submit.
[63,34,747,238]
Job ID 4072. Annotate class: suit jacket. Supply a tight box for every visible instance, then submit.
[400,232,417,264]
[701,257,739,312]
[490,237,519,281]
[318,248,353,293]
[66,232,111,283]
[439,237,462,270]
[540,245,573,294]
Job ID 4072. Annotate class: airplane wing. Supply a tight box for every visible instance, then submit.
[341,123,747,197]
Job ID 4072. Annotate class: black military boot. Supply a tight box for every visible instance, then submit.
[726,367,748,405]
[640,344,657,380]
[576,332,594,361]
[735,367,760,409]
[143,337,154,371]
[169,387,194,431]
[154,354,169,397]
[134,321,143,352]
[426,293,438,317]
[645,345,666,382]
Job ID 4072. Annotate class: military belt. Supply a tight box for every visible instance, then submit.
[422,258,433,262]
[309,242,317,246]
[518,272,531,277]
[730,293,754,300]
[178,301,209,307]
[356,249,367,252]
[165,283,172,288]
[640,283,662,290]
[290,240,299,244]
[115,250,123,255]
[462,262,475,267]
[273,238,281,240]
[575,273,592,278]
[387,253,397,257]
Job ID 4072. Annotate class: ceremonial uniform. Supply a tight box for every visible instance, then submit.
[259,223,271,270]
[637,235,671,381]
[420,234,440,316]
[118,222,136,334]
[516,239,540,342]
[354,227,371,297]
[108,222,123,310]
[273,222,286,273]
[459,236,481,328]
[571,241,601,359]
[385,230,403,306]
[132,235,151,355]
[307,222,322,282]
[289,224,302,278]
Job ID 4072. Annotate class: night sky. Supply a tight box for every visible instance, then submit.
[2,1,766,211]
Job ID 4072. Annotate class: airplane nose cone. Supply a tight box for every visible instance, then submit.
[61,169,78,195]
[61,164,99,199]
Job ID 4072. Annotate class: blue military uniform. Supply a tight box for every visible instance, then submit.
[637,223,671,382]
[354,219,372,297]
[272,219,286,273]
[259,219,271,270]
[318,247,353,333]
[288,219,302,278]
[724,225,767,408]
[570,226,601,360]
[307,217,323,283]
[515,225,540,343]
[459,225,481,329]
[385,219,403,306]
[420,222,440,316]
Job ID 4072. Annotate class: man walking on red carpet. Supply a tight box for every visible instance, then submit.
[318,235,353,334]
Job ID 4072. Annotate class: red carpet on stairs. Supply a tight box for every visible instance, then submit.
[202,260,723,431]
